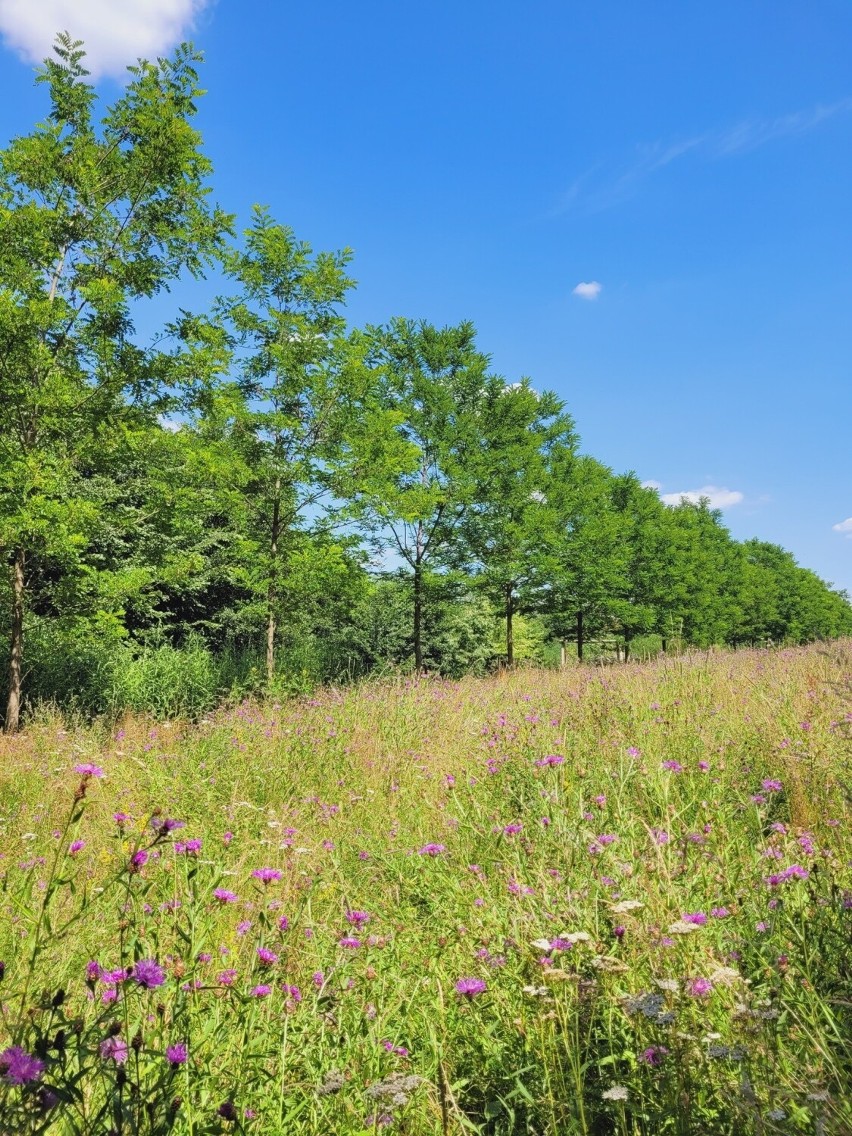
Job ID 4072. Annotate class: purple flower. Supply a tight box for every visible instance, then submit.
[256,947,278,966]
[74,763,104,779]
[345,910,370,927]
[213,888,238,903]
[86,960,102,983]
[130,849,149,869]
[455,977,487,997]
[132,959,165,989]
[682,912,707,925]
[418,843,446,856]
[613,925,626,940]
[152,817,185,834]
[250,984,272,997]
[762,779,783,792]
[687,977,713,997]
[218,969,237,986]
[69,839,85,855]
[711,907,730,919]
[639,1046,669,1066]
[0,1046,45,1084]
[236,920,252,936]
[627,746,641,757]
[282,984,302,1003]
[175,838,202,855]
[114,812,130,825]
[594,794,607,807]
[166,1043,188,1066]
[251,867,282,883]
[503,823,523,836]
[338,936,361,949]
[597,833,618,845]
[661,760,684,773]
[99,1036,128,1065]
[534,754,564,767]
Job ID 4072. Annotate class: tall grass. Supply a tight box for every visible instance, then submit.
[0,642,849,1133]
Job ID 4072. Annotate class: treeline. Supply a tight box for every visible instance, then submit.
[2,38,850,728]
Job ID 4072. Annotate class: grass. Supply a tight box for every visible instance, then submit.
[0,642,850,1134]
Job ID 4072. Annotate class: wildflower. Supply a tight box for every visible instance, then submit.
[611,899,644,914]
[455,977,487,997]
[153,818,185,834]
[251,867,282,883]
[668,920,700,935]
[639,1046,668,1066]
[339,936,361,949]
[698,761,710,771]
[217,969,237,986]
[282,984,301,1003]
[613,925,626,940]
[0,1047,45,1084]
[213,888,238,903]
[682,912,707,925]
[418,843,446,856]
[345,910,370,927]
[597,833,618,845]
[652,829,670,845]
[250,984,272,997]
[99,1036,128,1064]
[175,838,202,855]
[762,778,783,792]
[317,1070,346,1096]
[85,960,102,983]
[503,823,523,835]
[236,920,252,936]
[114,812,130,825]
[602,1085,629,1101]
[711,906,730,918]
[166,1043,188,1067]
[132,959,165,989]
[534,754,564,767]
[594,794,607,806]
[223,831,234,844]
[218,1101,238,1119]
[278,915,290,932]
[130,849,149,869]
[312,971,325,987]
[687,977,714,997]
[256,947,278,966]
[74,763,104,778]
[661,760,684,773]
[627,747,641,757]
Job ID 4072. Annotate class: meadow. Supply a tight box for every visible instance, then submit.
[0,643,850,1135]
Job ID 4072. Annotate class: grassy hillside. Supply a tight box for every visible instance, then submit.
[1,643,850,1134]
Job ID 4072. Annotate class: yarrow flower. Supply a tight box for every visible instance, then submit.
[132,959,165,989]
[0,1046,45,1085]
[602,1085,629,1101]
[455,977,487,997]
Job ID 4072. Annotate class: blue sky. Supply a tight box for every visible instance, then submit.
[1,1,851,591]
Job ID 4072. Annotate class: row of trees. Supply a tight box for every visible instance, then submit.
[2,37,850,730]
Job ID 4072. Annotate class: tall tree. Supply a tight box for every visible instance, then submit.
[0,35,231,731]
[207,207,399,681]
[356,320,497,670]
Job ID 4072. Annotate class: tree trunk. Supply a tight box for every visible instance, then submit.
[4,548,25,734]
[661,636,668,653]
[505,585,514,667]
[624,636,631,663]
[413,560,423,671]
[576,610,584,663]
[266,491,281,685]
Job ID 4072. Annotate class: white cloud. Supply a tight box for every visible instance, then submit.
[832,517,852,536]
[572,281,602,301]
[641,479,662,490]
[0,0,210,80]
[660,485,744,509]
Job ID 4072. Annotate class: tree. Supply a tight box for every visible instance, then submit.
[0,34,231,730]
[355,319,499,671]
[459,381,577,664]
[202,207,400,682]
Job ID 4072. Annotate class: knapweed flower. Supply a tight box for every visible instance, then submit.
[682,912,707,925]
[711,907,731,918]
[762,778,783,792]
[338,936,361,949]
[213,888,238,903]
[502,823,523,836]
[639,1046,669,1066]
[69,840,85,855]
[418,843,445,856]
[0,1046,45,1084]
[661,760,684,773]
[99,1036,128,1065]
[175,838,202,855]
[687,977,714,997]
[166,1043,188,1066]
[74,763,104,778]
[86,960,102,983]
[455,977,487,997]
[250,984,272,997]
[282,984,302,1003]
[256,947,278,966]
[597,833,618,845]
[534,754,564,767]
[252,867,282,883]
[132,959,165,989]
[130,849,149,870]
[217,969,238,987]
[345,910,370,926]
[594,794,607,807]
[152,817,185,834]
[113,812,130,825]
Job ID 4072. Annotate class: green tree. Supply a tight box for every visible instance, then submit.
[0,35,230,731]
[355,319,500,671]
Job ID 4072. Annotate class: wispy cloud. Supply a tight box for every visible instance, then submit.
[657,485,744,509]
[0,0,211,81]
[832,517,852,537]
[572,281,602,300]
[556,98,852,214]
